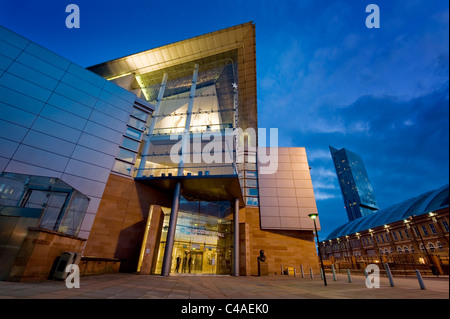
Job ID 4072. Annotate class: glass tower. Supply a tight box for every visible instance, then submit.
[330,146,379,221]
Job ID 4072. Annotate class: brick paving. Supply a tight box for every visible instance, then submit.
[0,273,447,299]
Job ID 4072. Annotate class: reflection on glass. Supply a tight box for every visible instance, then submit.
[121,136,140,151]
[113,160,133,175]
[117,147,136,163]
[128,116,146,131]
[131,107,148,121]
[154,197,233,275]
[125,127,142,140]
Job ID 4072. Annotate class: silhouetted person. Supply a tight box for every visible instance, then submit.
[188,256,192,273]
[182,256,187,273]
[175,256,181,273]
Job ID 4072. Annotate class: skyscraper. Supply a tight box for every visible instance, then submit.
[330,146,379,221]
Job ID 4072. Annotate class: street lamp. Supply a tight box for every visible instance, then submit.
[309,213,327,286]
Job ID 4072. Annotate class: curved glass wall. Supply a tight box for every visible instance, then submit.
[154,196,233,275]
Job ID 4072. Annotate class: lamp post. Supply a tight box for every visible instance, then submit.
[309,213,327,286]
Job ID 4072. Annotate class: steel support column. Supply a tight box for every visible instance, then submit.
[161,182,181,276]
[233,198,240,276]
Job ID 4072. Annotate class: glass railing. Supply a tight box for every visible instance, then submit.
[135,163,238,178]
[152,123,233,136]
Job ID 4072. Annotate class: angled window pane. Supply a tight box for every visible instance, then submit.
[125,126,142,140]
[121,136,140,152]
[112,160,133,175]
[117,147,136,163]
[128,116,146,131]
[131,107,148,122]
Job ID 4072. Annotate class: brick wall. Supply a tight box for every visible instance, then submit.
[83,173,171,273]
[242,207,320,276]
[8,227,86,282]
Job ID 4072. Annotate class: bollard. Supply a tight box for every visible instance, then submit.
[300,265,305,278]
[320,268,324,280]
[415,269,426,290]
[294,268,297,277]
[347,269,352,283]
[310,268,314,279]
[364,269,368,278]
[331,264,337,281]
[281,265,284,275]
[384,263,395,287]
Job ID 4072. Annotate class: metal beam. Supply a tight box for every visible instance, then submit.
[137,72,168,177]
[177,64,199,176]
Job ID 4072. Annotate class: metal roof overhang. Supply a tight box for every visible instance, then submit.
[135,174,244,207]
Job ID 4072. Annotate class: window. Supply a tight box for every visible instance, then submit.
[403,246,409,253]
[421,225,429,236]
[121,136,140,152]
[125,126,143,140]
[414,227,420,237]
[392,232,398,241]
[385,233,390,242]
[428,243,435,252]
[245,179,258,187]
[245,188,258,196]
[117,148,136,163]
[113,160,133,175]
[442,220,449,232]
[246,197,258,206]
[398,231,404,240]
[128,116,146,131]
[131,107,149,122]
[245,171,258,178]
[404,229,410,239]
[429,224,437,234]
[397,246,403,254]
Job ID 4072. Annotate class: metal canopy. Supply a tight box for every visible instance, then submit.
[135,174,244,207]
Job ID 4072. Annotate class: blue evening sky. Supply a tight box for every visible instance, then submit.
[1,0,448,240]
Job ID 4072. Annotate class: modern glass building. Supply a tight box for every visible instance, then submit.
[330,146,379,221]
[0,23,321,281]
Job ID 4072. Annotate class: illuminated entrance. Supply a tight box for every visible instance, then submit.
[154,196,233,275]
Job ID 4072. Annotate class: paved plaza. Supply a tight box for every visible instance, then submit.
[0,272,447,299]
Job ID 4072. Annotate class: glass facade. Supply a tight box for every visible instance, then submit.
[153,196,233,275]
[134,50,240,178]
[330,146,379,221]
[0,172,89,236]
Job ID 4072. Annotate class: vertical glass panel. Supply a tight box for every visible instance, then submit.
[58,192,88,236]
[131,107,149,122]
[246,197,258,206]
[125,126,142,140]
[245,188,259,196]
[246,179,258,187]
[121,136,140,152]
[128,116,146,131]
[113,160,133,175]
[117,147,136,163]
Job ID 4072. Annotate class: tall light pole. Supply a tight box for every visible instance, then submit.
[309,213,327,286]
